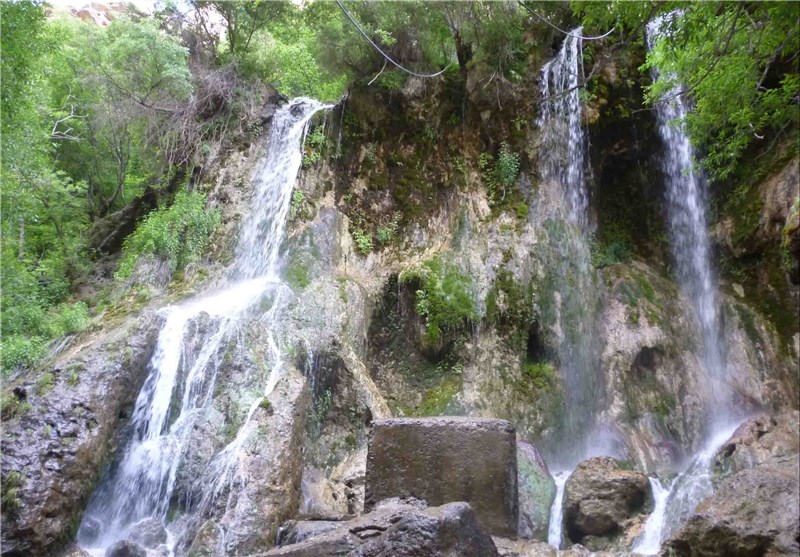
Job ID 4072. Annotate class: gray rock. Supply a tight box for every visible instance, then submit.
[365,417,518,537]
[663,459,800,557]
[0,312,160,557]
[277,520,343,546]
[127,518,167,548]
[264,500,498,556]
[713,411,800,480]
[563,457,650,550]
[105,540,146,557]
[517,440,556,540]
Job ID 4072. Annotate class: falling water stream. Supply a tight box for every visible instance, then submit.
[628,15,740,553]
[77,99,329,556]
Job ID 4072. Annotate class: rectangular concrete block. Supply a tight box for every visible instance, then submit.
[365,417,518,537]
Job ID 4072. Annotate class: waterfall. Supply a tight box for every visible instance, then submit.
[646,15,729,424]
[632,477,672,555]
[537,27,589,230]
[547,470,571,548]
[536,29,610,468]
[77,98,329,556]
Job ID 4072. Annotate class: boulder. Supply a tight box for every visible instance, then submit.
[663,458,800,556]
[713,411,800,479]
[127,517,167,548]
[265,499,498,556]
[365,417,518,537]
[105,540,146,557]
[516,440,556,540]
[563,457,650,550]
[0,312,160,557]
[277,520,342,546]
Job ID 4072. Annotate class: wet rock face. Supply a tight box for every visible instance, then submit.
[266,499,499,557]
[713,411,800,479]
[663,460,800,557]
[563,457,650,550]
[127,518,167,549]
[104,539,147,557]
[517,440,556,541]
[365,417,518,537]
[662,411,800,557]
[0,312,160,557]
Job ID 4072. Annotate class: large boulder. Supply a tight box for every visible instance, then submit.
[713,411,800,479]
[563,457,650,550]
[365,417,518,537]
[517,440,556,541]
[265,499,499,556]
[0,312,160,557]
[104,540,146,557]
[663,459,800,557]
[127,517,167,548]
[662,411,800,557]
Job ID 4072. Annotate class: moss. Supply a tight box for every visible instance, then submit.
[1,471,23,519]
[258,398,273,413]
[412,377,461,417]
[285,259,310,289]
[486,268,533,337]
[522,362,556,391]
[400,255,477,346]
[34,373,55,396]
[0,393,29,421]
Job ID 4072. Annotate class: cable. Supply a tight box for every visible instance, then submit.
[518,1,615,40]
[335,0,451,79]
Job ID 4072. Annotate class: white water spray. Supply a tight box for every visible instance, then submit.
[77,99,329,556]
[547,470,571,548]
[537,27,589,230]
[632,477,672,555]
[646,15,729,422]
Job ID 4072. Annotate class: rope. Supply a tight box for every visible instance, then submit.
[518,1,615,40]
[335,0,451,79]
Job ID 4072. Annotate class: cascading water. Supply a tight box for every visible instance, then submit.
[547,470,570,549]
[77,98,329,556]
[538,27,589,231]
[633,15,742,554]
[646,15,729,422]
[632,477,672,555]
[536,29,608,469]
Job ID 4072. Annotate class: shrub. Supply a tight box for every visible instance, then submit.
[352,227,373,254]
[522,362,555,391]
[495,142,520,188]
[1,335,45,376]
[116,191,220,280]
[400,256,477,345]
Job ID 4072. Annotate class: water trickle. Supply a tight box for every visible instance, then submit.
[78,98,330,556]
[547,470,571,548]
[537,27,589,230]
[646,15,729,424]
[632,477,673,555]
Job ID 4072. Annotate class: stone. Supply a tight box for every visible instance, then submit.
[563,457,650,550]
[277,520,343,546]
[127,517,167,548]
[0,312,160,557]
[516,440,556,541]
[713,411,800,480]
[663,459,800,556]
[298,466,349,520]
[262,500,498,557]
[365,417,518,537]
[104,540,146,557]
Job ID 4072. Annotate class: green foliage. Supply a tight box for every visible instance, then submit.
[290,190,306,220]
[352,227,374,254]
[486,268,533,334]
[309,388,332,439]
[1,337,46,376]
[116,191,220,280]
[1,471,24,518]
[591,238,632,269]
[522,362,556,391]
[495,142,521,188]
[578,1,800,181]
[400,256,477,345]
[302,125,328,167]
[1,393,30,421]
[376,212,401,245]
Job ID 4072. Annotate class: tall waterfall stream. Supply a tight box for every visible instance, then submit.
[77,99,329,556]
